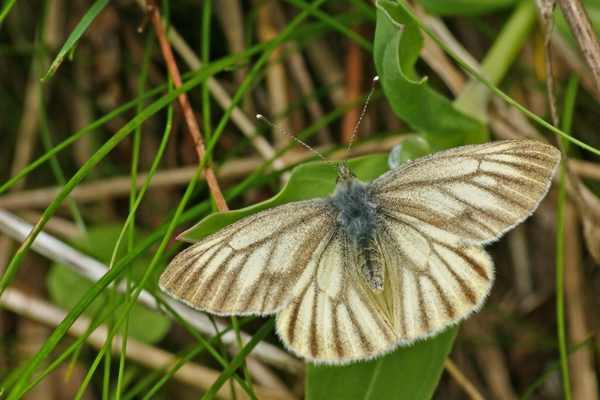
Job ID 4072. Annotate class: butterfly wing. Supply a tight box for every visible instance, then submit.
[162,139,559,363]
[276,140,557,363]
[276,230,399,364]
[276,219,494,364]
[159,199,336,316]
[371,140,560,244]
[376,215,493,344]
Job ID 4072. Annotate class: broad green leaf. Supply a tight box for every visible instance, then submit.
[180,154,389,242]
[47,225,170,344]
[388,135,431,169]
[374,0,488,150]
[306,328,457,400]
[416,0,517,16]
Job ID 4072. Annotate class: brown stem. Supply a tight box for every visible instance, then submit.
[564,203,599,400]
[146,0,228,212]
[444,359,485,400]
[558,0,600,94]
[341,27,364,145]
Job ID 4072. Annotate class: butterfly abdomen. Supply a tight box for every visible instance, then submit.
[360,246,384,290]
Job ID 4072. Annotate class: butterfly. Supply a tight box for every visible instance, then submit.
[160,139,560,364]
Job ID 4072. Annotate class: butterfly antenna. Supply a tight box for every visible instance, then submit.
[256,114,327,161]
[346,76,379,153]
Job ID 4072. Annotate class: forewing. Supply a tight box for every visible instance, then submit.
[159,199,335,316]
[377,215,493,343]
[276,231,398,364]
[372,140,560,244]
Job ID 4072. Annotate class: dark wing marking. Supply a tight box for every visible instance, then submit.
[371,140,560,244]
[160,199,335,316]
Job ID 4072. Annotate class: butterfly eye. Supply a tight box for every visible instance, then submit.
[336,162,355,182]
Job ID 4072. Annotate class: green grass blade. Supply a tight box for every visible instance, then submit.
[8,300,116,395]
[38,86,87,234]
[0,0,17,24]
[201,319,275,400]
[418,0,518,16]
[0,87,160,195]
[202,0,212,141]
[454,0,536,122]
[140,299,257,399]
[0,52,249,299]
[285,0,373,50]
[521,336,593,399]
[41,0,109,81]
[555,74,579,400]
[203,0,327,163]
[116,32,155,400]
[395,0,600,157]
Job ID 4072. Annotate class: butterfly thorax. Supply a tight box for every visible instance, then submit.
[330,178,377,245]
[329,175,383,291]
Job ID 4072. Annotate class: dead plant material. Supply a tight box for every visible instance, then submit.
[558,0,600,93]
[577,183,600,264]
[536,0,600,266]
[341,26,366,145]
[1,288,296,400]
[564,203,599,400]
[146,0,228,212]
[443,358,485,400]
[257,0,291,150]
[0,137,406,210]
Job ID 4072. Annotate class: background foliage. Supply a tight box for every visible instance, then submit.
[1,0,600,399]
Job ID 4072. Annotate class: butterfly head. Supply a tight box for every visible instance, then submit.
[336,162,355,183]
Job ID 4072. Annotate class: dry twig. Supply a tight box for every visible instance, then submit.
[269,2,331,143]
[1,288,295,400]
[471,322,517,400]
[341,27,365,144]
[0,209,303,374]
[558,0,600,93]
[257,0,292,150]
[0,137,407,210]
[564,203,599,400]
[551,31,600,102]
[444,358,485,400]
[0,160,259,210]
[146,0,227,211]
[135,0,284,170]
[304,40,346,107]
[536,0,600,265]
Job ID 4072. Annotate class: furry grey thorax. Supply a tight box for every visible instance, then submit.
[328,164,383,290]
[329,176,377,247]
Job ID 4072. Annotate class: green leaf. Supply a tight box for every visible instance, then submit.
[42,0,110,81]
[416,0,518,16]
[0,0,17,25]
[374,0,488,150]
[47,225,170,344]
[306,328,457,400]
[388,135,431,168]
[180,154,389,242]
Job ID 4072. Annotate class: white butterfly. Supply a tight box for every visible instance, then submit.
[160,140,560,364]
